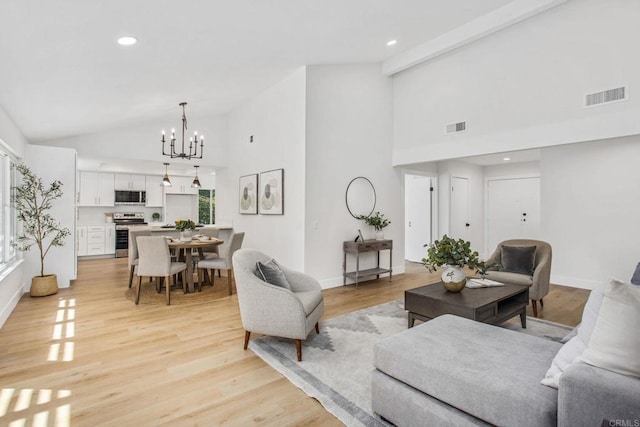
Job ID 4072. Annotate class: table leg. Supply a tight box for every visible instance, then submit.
[185,251,194,293]
[520,310,527,328]
[389,247,392,282]
[355,253,360,287]
[343,251,347,286]
[408,312,415,328]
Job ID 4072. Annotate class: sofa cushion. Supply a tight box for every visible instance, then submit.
[483,270,533,287]
[579,279,640,378]
[255,259,291,290]
[501,245,536,275]
[374,315,561,427]
[541,282,604,388]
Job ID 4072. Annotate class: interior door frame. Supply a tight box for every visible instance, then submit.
[402,169,438,262]
[483,173,540,257]
[449,175,470,241]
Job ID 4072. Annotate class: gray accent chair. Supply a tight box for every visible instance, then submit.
[232,249,324,361]
[484,239,552,317]
[196,232,245,295]
[128,229,151,288]
[135,236,187,305]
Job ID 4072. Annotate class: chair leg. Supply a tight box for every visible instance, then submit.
[531,299,538,317]
[227,270,233,295]
[539,298,544,308]
[218,269,221,278]
[244,330,251,350]
[135,276,143,304]
[165,276,171,305]
[295,339,302,362]
[196,268,202,292]
[129,266,135,288]
[315,322,320,334]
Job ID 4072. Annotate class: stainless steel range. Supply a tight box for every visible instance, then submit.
[113,212,147,258]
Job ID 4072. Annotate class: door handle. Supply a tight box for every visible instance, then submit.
[465,223,470,227]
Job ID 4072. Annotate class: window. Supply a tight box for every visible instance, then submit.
[198,189,215,225]
[0,154,17,266]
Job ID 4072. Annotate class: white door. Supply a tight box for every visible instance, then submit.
[450,176,469,240]
[486,177,541,254]
[404,175,432,262]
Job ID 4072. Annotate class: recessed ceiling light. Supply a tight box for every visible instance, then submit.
[386,40,397,46]
[503,157,511,161]
[117,36,138,46]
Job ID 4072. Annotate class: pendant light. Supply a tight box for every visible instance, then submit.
[162,163,172,186]
[191,165,201,188]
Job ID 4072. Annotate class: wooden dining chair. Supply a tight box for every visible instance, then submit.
[135,236,187,305]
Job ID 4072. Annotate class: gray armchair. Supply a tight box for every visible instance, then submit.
[232,249,324,361]
[484,239,552,317]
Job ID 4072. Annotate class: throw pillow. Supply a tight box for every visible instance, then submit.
[631,262,640,286]
[541,283,605,388]
[578,278,640,378]
[255,259,291,290]
[501,245,537,275]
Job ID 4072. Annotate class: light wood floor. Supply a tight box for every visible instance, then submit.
[0,259,589,426]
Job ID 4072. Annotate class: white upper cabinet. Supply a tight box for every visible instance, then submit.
[145,175,164,207]
[79,172,115,207]
[114,174,146,191]
[164,176,198,195]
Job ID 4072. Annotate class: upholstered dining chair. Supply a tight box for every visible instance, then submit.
[483,239,552,317]
[232,249,324,361]
[196,232,244,294]
[128,229,151,288]
[135,236,187,305]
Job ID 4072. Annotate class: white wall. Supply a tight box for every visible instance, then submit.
[541,137,640,289]
[0,106,27,329]
[304,64,401,287]
[484,161,540,180]
[392,0,640,165]
[217,68,307,269]
[24,145,77,287]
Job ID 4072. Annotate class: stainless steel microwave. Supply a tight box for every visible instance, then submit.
[114,190,146,205]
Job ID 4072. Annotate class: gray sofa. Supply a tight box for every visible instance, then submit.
[372,315,640,426]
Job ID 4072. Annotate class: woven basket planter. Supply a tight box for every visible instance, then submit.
[30,274,58,297]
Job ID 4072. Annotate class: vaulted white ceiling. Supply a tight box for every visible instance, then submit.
[1,0,521,142]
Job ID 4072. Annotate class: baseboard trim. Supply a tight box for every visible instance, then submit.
[551,274,601,290]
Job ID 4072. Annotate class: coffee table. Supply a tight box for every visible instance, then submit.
[404,282,529,328]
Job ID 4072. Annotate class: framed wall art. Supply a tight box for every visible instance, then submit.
[259,168,284,215]
[239,174,258,214]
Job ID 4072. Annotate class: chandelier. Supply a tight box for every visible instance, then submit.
[161,102,203,160]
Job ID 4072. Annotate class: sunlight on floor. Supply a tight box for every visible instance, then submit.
[0,388,71,426]
[48,298,75,362]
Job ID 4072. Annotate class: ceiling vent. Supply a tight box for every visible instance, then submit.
[445,121,467,135]
[585,86,628,108]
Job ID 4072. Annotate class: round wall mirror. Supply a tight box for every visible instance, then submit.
[345,177,376,219]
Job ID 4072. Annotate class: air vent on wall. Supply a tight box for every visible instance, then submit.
[585,86,628,107]
[445,121,467,134]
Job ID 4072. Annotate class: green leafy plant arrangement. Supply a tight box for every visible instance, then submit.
[13,163,71,277]
[358,211,391,231]
[422,235,489,275]
[175,219,196,231]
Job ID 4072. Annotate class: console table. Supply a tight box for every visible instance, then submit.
[343,239,392,286]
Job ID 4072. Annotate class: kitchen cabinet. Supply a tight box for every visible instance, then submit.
[164,176,198,195]
[105,224,115,254]
[79,172,115,207]
[114,174,146,191]
[145,175,164,207]
[77,226,88,256]
[77,225,115,256]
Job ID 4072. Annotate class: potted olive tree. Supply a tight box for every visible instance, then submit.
[14,163,71,296]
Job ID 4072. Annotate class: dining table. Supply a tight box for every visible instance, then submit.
[167,237,224,293]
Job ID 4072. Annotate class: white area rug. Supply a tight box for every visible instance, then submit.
[249,299,573,427]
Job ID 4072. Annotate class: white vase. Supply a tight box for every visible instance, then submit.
[180,230,192,241]
[375,230,384,240]
[441,265,466,292]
